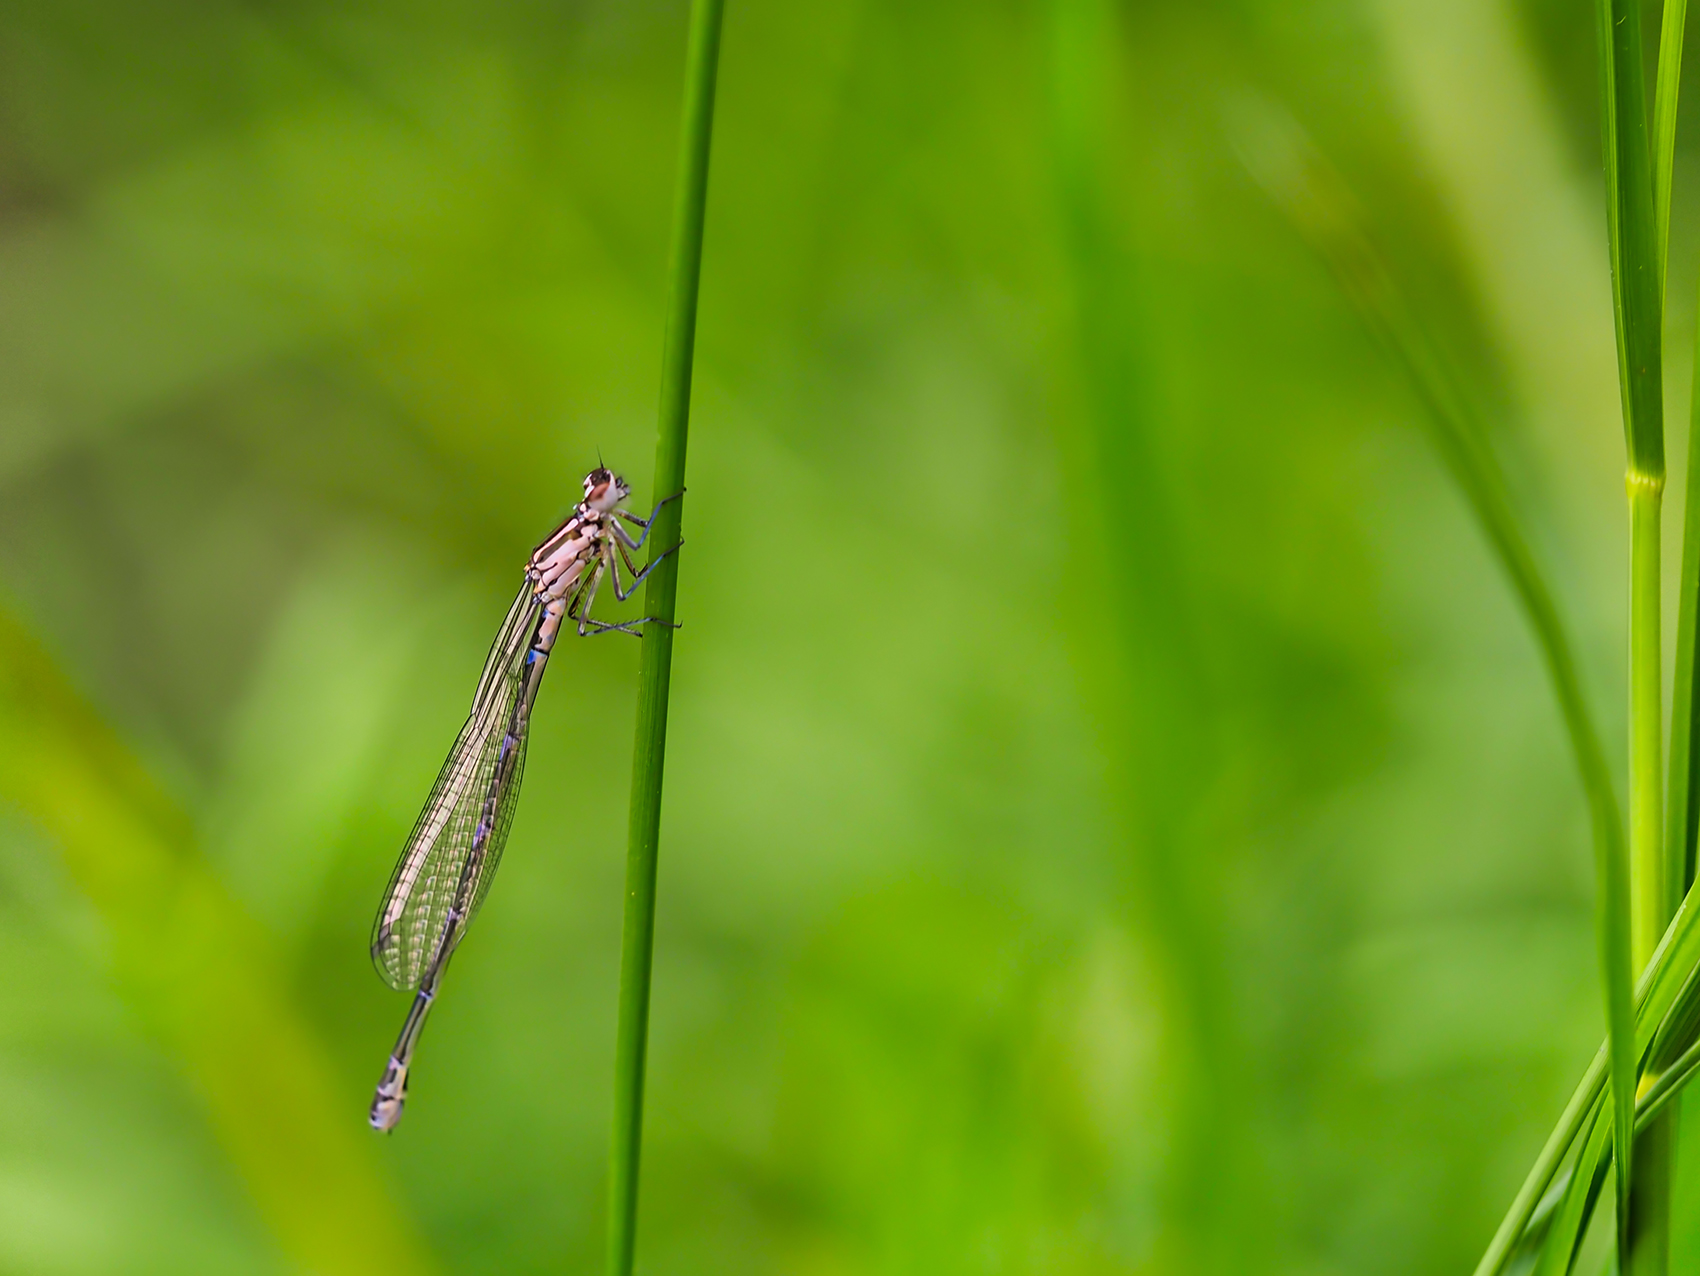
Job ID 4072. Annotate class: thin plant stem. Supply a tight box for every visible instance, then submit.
[605,1,725,1273]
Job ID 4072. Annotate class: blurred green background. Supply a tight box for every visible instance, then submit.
[1,0,1694,1271]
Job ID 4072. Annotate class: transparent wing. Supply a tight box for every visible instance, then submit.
[370,582,541,991]
[468,727,528,924]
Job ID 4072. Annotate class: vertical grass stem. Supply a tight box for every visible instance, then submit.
[1596,0,1667,1263]
[1628,472,1672,1275]
[605,2,725,1273]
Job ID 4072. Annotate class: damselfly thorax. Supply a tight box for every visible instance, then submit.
[366,467,681,1132]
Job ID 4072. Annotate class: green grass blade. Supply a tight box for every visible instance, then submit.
[1639,871,1700,1055]
[1637,1040,1700,1133]
[1527,1001,1700,1276]
[1478,1051,1609,1276]
[1479,873,1700,1271]
[1519,858,1700,1265]
[1596,0,1666,480]
[1668,320,1700,897]
[1534,1101,1614,1276]
[0,610,435,1276]
[1654,0,1688,293]
[1663,74,1700,1270]
[605,1,725,1273]
[1666,11,1700,905]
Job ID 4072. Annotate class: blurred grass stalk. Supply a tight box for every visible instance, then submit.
[0,611,433,1276]
[1228,95,1640,1275]
[605,0,724,1273]
[1049,1,1256,1264]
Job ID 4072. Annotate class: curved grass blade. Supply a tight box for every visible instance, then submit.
[1230,97,1639,1276]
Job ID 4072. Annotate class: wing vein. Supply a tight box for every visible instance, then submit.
[370,581,541,990]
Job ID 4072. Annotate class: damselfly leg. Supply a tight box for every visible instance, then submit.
[611,535,684,602]
[613,488,685,548]
[571,567,629,637]
[567,560,649,637]
[562,534,682,636]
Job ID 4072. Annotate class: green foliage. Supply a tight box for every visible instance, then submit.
[3,1,1699,1274]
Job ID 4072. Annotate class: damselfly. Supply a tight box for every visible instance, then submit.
[368,467,681,1131]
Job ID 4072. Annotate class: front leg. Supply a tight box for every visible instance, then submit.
[613,489,685,550]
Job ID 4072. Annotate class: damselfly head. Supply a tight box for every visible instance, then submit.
[582,467,630,512]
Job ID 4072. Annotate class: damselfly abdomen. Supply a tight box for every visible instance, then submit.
[367,467,680,1131]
